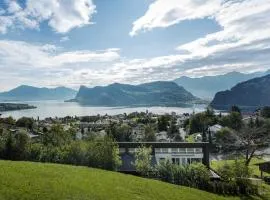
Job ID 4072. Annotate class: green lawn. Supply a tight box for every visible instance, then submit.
[211,158,270,177]
[211,158,270,199]
[0,160,258,200]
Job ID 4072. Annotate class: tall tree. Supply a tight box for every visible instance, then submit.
[134,146,152,176]
[143,125,156,141]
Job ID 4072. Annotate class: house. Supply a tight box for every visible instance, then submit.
[131,124,145,141]
[255,161,270,178]
[155,131,169,142]
[117,142,210,173]
[208,124,223,139]
[176,114,189,127]
[195,133,202,142]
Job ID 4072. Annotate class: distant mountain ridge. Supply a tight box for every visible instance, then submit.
[211,74,270,110]
[0,85,77,101]
[73,81,199,106]
[174,70,270,99]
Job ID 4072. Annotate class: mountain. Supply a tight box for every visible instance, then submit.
[73,81,199,106]
[174,70,270,100]
[211,74,270,110]
[0,85,77,101]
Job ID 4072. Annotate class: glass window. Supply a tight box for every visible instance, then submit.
[155,148,161,153]
[186,148,195,153]
[128,148,135,153]
[172,158,180,165]
[171,148,178,153]
[195,148,202,153]
[179,148,186,153]
[162,148,169,153]
[181,158,186,165]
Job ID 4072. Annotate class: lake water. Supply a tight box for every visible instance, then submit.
[0,100,207,120]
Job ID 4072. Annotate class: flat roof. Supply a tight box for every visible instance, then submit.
[117,142,209,148]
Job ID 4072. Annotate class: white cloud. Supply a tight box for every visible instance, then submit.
[0,0,96,34]
[7,1,22,13]
[0,40,120,69]
[130,0,221,36]
[128,0,270,78]
[1,0,270,90]
[60,36,70,42]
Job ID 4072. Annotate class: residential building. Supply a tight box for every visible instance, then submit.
[117,142,210,172]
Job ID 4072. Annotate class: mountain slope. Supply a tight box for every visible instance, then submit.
[0,85,77,101]
[211,74,270,110]
[0,160,242,200]
[74,81,198,106]
[174,71,270,99]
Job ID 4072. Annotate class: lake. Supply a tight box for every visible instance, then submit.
[0,100,207,120]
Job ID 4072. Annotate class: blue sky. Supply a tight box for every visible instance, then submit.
[0,0,270,91]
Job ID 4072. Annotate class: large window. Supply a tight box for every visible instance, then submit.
[172,158,180,165]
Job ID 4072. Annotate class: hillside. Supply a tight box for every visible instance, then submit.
[74,81,198,106]
[174,71,270,99]
[0,160,246,200]
[0,85,77,101]
[211,74,270,110]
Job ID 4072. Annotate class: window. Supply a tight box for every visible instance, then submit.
[179,148,186,153]
[162,148,169,153]
[155,148,161,153]
[195,148,202,153]
[181,158,186,165]
[172,158,180,165]
[128,148,135,153]
[171,148,178,153]
[186,148,195,153]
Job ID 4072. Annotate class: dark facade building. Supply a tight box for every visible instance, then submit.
[117,142,210,172]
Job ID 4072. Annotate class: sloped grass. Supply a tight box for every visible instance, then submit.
[0,160,250,200]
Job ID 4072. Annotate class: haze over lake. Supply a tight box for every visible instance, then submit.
[0,100,206,120]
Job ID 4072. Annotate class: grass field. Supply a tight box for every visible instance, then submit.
[211,158,270,177]
[211,158,270,199]
[0,160,263,200]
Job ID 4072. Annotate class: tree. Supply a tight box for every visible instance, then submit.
[4,132,15,160]
[13,131,30,160]
[117,124,132,142]
[215,127,237,152]
[220,119,270,166]
[86,136,121,170]
[238,120,270,165]
[261,106,270,118]
[134,145,152,176]
[158,115,169,131]
[220,112,242,130]
[16,117,34,130]
[231,105,241,114]
[168,117,178,138]
[143,125,156,141]
[42,124,71,146]
[188,108,217,135]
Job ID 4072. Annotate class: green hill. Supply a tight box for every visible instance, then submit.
[74,81,198,106]
[0,160,244,200]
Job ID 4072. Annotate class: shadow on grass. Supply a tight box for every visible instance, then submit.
[239,194,269,200]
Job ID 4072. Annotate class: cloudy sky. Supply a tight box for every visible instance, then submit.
[0,0,270,91]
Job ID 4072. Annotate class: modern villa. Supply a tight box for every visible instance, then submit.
[117,142,210,173]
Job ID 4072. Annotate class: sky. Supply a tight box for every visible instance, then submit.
[0,0,270,91]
